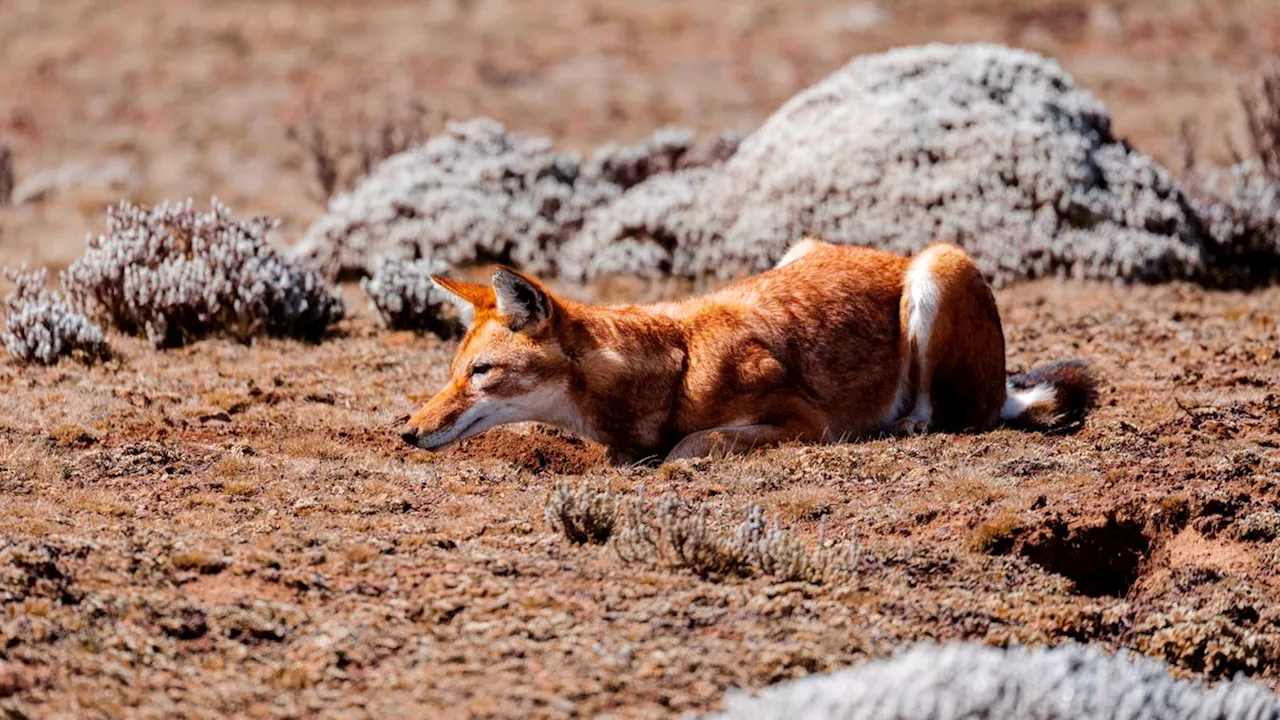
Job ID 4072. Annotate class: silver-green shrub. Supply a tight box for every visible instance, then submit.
[65,199,344,348]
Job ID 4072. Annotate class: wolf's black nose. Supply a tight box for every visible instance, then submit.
[400,430,419,447]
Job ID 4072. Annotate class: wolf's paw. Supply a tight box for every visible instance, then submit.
[894,417,931,436]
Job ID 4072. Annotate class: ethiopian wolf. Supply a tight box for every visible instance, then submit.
[400,239,1096,463]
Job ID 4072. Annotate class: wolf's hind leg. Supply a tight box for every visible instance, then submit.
[665,425,788,462]
[664,417,828,462]
[894,243,1006,433]
[894,246,946,434]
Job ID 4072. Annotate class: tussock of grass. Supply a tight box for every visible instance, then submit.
[968,514,1024,555]
[47,423,99,449]
[222,480,258,497]
[1,442,68,485]
[170,550,228,574]
[544,482,619,545]
[546,484,858,584]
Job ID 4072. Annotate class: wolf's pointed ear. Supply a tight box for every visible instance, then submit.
[430,275,493,329]
[491,267,552,333]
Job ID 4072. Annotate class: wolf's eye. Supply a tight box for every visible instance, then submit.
[470,362,493,377]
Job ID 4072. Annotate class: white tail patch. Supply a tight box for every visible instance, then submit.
[1000,383,1057,421]
[890,247,944,426]
[775,238,822,269]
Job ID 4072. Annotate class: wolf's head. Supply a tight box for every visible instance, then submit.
[399,267,578,450]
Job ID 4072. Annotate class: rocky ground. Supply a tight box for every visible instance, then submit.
[2,0,1280,718]
[1,280,1278,719]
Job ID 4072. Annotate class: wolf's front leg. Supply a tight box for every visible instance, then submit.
[665,424,809,462]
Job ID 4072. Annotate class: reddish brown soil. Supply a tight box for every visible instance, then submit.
[437,427,609,477]
[0,280,1277,718]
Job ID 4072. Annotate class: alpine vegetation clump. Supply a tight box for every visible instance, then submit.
[543,484,855,583]
[2,267,109,365]
[1181,60,1280,287]
[361,257,460,338]
[1185,167,1280,286]
[706,642,1280,720]
[544,482,620,545]
[295,45,1280,289]
[0,143,13,206]
[613,492,857,584]
[570,43,1214,286]
[567,44,1280,288]
[294,119,741,280]
[64,199,344,348]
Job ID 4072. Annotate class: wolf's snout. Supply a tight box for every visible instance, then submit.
[399,426,426,448]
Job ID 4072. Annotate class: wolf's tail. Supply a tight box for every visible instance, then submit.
[999,360,1098,430]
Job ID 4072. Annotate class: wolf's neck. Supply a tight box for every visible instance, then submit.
[559,303,689,455]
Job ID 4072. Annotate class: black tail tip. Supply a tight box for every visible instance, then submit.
[1008,359,1099,430]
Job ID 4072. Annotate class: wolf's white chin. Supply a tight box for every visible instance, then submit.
[417,405,500,449]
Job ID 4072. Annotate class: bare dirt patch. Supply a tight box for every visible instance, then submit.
[439,426,610,476]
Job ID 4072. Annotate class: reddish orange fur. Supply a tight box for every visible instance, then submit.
[909,244,1007,430]
[401,240,1072,463]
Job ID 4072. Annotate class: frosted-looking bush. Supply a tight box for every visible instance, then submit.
[1185,164,1280,287]
[294,119,740,280]
[2,267,108,365]
[573,44,1211,285]
[64,199,344,348]
[302,44,1277,290]
[557,167,718,280]
[705,642,1280,720]
[361,257,459,337]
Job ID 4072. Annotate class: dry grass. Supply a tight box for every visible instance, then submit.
[221,480,258,497]
[611,491,859,584]
[210,456,251,478]
[280,437,351,462]
[0,442,66,486]
[544,482,620,545]
[764,486,839,524]
[968,514,1026,554]
[46,423,98,449]
[0,144,12,206]
[288,99,444,204]
[88,501,132,518]
[1240,58,1280,175]
[0,276,1276,719]
[934,469,1008,509]
[201,391,251,414]
[544,481,855,581]
[170,551,229,575]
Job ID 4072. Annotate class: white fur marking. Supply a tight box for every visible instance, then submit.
[775,239,820,269]
[415,383,587,450]
[414,401,496,449]
[1000,383,1057,421]
[511,383,588,434]
[591,348,627,366]
[891,248,944,426]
